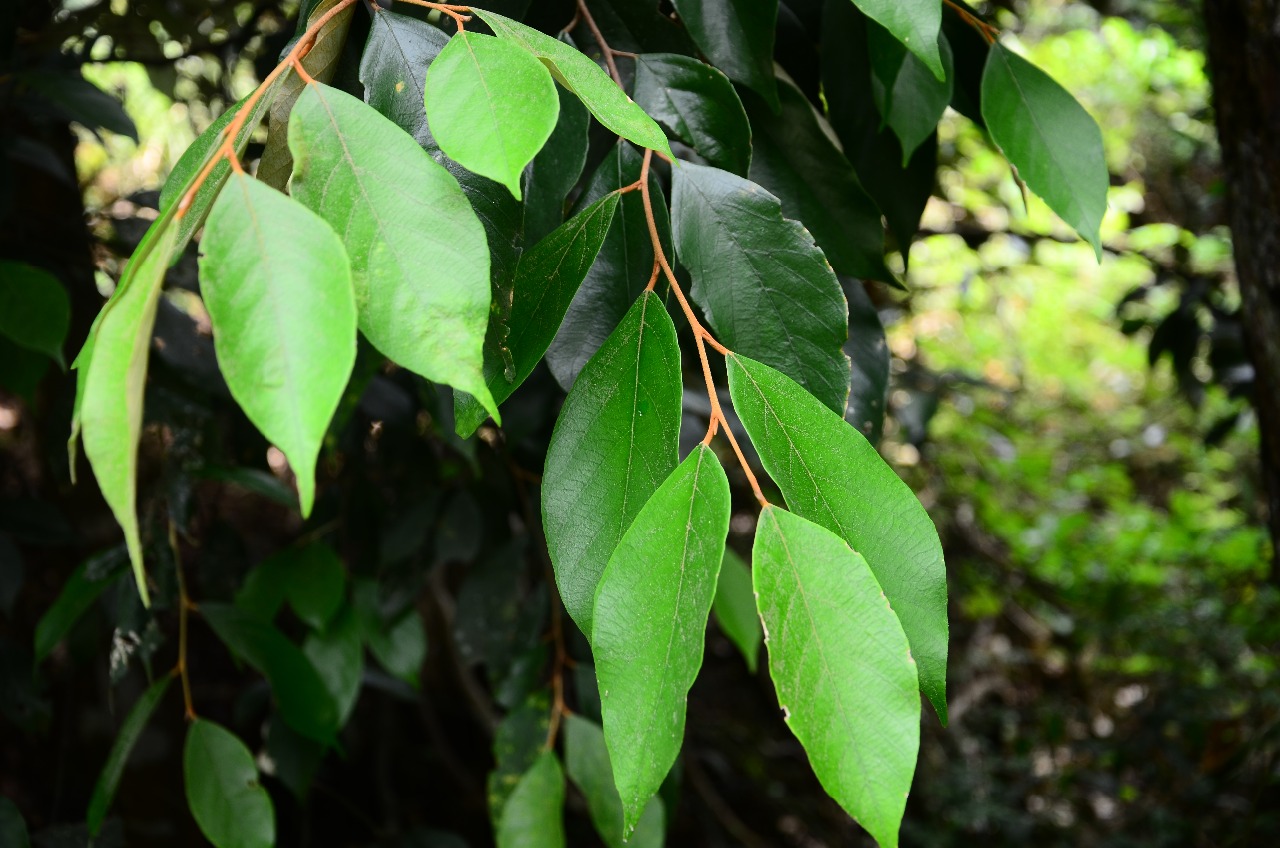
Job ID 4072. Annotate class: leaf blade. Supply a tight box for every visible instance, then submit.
[184,719,276,848]
[87,677,172,834]
[712,548,762,673]
[496,750,566,848]
[633,53,752,176]
[564,715,665,848]
[850,0,944,80]
[669,0,779,109]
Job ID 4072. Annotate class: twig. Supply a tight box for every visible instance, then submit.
[573,0,623,86]
[944,0,999,44]
[169,521,197,721]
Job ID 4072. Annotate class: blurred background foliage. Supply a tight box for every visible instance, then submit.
[1,0,1276,846]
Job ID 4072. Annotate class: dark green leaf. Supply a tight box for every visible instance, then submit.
[87,677,171,834]
[670,0,779,109]
[488,692,551,824]
[303,605,363,725]
[578,0,697,55]
[33,549,127,662]
[843,277,889,443]
[184,719,275,848]
[867,20,953,163]
[236,542,345,630]
[563,715,665,848]
[0,339,48,402]
[633,53,751,176]
[0,261,69,366]
[940,1,989,125]
[712,548,761,673]
[367,607,427,687]
[522,85,590,244]
[850,0,943,80]
[0,797,29,848]
[496,750,566,848]
[23,70,138,140]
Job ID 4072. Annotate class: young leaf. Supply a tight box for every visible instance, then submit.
[496,750,566,848]
[593,444,729,832]
[851,0,944,80]
[87,676,171,835]
[523,85,590,244]
[424,31,560,199]
[0,262,70,366]
[472,9,673,158]
[184,719,275,848]
[712,548,762,673]
[288,82,498,419]
[867,20,953,163]
[672,161,852,415]
[753,506,920,848]
[198,173,357,517]
[454,193,620,436]
[727,354,949,722]
[542,291,681,636]
[669,0,780,110]
[302,605,363,726]
[980,42,1108,258]
[563,715,665,848]
[633,53,752,176]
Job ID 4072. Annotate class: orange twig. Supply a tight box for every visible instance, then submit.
[944,0,998,44]
[574,0,624,86]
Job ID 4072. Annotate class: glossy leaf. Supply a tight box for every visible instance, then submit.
[496,750,566,848]
[0,261,69,365]
[850,0,944,80]
[843,277,890,444]
[727,354,949,722]
[670,0,779,109]
[199,172,357,517]
[672,161,852,415]
[523,85,590,244]
[33,549,127,662]
[981,42,1108,258]
[712,548,762,673]
[184,719,275,848]
[303,605,363,725]
[753,506,920,848]
[868,20,953,163]
[563,715,665,848]
[87,677,171,834]
[542,291,682,635]
[289,82,497,418]
[594,444,729,831]
[633,53,751,176]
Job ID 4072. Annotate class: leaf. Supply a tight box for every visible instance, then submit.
[741,77,894,283]
[23,70,138,141]
[669,0,779,109]
[367,607,427,687]
[201,602,340,743]
[867,20,953,163]
[593,444,729,832]
[522,85,590,244]
[671,161,852,415]
[752,506,920,848]
[472,10,672,158]
[236,542,346,630]
[843,277,890,444]
[633,53,752,176]
[454,193,620,436]
[496,750,566,848]
[82,221,178,606]
[184,719,275,848]
[302,605,363,725]
[87,676,171,835]
[563,715,665,848]
[941,1,990,125]
[0,262,70,366]
[488,692,551,824]
[288,83,497,419]
[198,172,357,517]
[0,797,29,848]
[726,354,949,722]
[850,0,944,80]
[712,548,762,673]
[32,549,127,662]
[541,291,682,636]
[980,43,1108,257]
[545,142,669,390]
[424,31,560,198]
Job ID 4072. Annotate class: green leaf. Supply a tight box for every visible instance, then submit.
[288,82,498,419]
[672,161,852,415]
[0,262,69,366]
[563,715,665,848]
[198,172,357,517]
[496,750,566,848]
[712,548,762,673]
[593,444,729,833]
[302,604,363,725]
[424,31,560,199]
[542,291,681,636]
[237,542,346,630]
[742,77,894,283]
[545,142,669,390]
[454,192,620,436]
[726,354,948,722]
[201,602,340,743]
[23,70,138,141]
[980,42,1108,258]
[82,221,179,607]
[488,692,551,824]
[472,9,672,158]
[670,0,779,109]
[87,676,171,834]
[752,506,920,848]
[33,549,127,662]
[184,719,276,848]
[844,278,890,444]
[522,85,590,244]
[867,20,953,163]
[850,0,944,80]
[633,53,752,176]
[0,797,30,848]
[367,607,427,687]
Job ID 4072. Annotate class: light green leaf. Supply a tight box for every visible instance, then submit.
[496,750,566,848]
[33,548,127,663]
[712,548,762,673]
[523,85,590,244]
[563,715,665,848]
[726,354,948,722]
[0,262,70,366]
[87,676,171,835]
[850,0,944,80]
[288,82,497,419]
[542,291,681,636]
[594,444,729,834]
[867,20,953,163]
[303,605,363,726]
[472,9,672,158]
[425,30,559,199]
[672,160,852,415]
[184,719,275,848]
[753,506,920,848]
[670,0,779,109]
[198,172,357,517]
[980,42,1108,258]
[634,52,752,176]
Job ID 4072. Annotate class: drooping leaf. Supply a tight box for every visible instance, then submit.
[496,750,566,848]
[87,676,171,835]
[669,0,780,109]
[672,161,852,415]
[941,1,990,125]
[184,719,275,848]
[850,0,944,80]
[753,506,920,848]
[33,549,127,663]
[980,43,1108,257]
[522,85,590,244]
[542,291,681,635]
[302,605,363,725]
[198,172,357,517]
[593,444,729,832]
[0,262,69,366]
[563,715,665,848]
[454,193,620,436]
[712,548,762,673]
[288,82,497,419]
[633,53,752,176]
[843,277,890,443]
[726,354,948,722]
[867,20,953,163]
